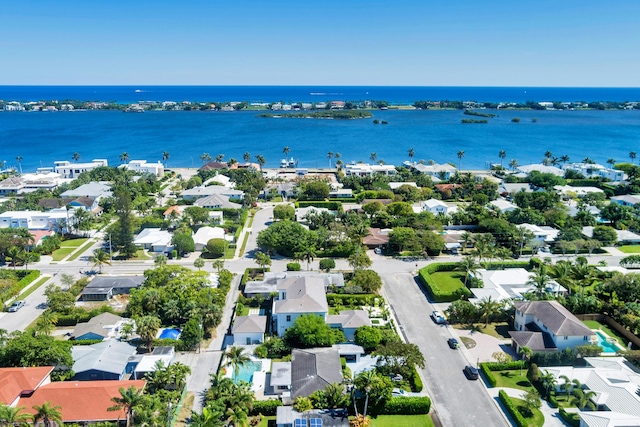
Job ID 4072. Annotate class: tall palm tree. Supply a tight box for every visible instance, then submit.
[0,404,30,426]
[630,151,637,164]
[509,159,519,171]
[35,311,58,336]
[606,158,616,168]
[135,315,161,353]
[200,153,212,165]
[526,266,551,298]
[544,150,553,160]
[31,402,62,427]
[540,370,557,397]
[15,156,23,175]
[295,247,317,271]
[89,248,111,273]
[560,154,570,165]
[460,231,473,253]
[570,388,597,411]
[162,151,170,167]
[243,152,251,163]
[356,370,377,417]
[327,151,333,168]
[190,405,224,427]
[558,375,573,399]
[370,152,377,163]
[518,346,532,376]
[108,386,144,427]
[408,148,415,162]
[72,152,80,162]
[119,152,130,164]
[457,150,465,170]
[225,408,248,427]
[478,296,503,327]
[215,153,225,162]
[255,155,266,171]
[225,346,251,382]
[456,256,479,287]
[334,152,341,165]
[498,150,506,168]
[282,146,290,157]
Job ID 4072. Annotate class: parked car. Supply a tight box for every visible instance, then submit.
[464,365,479,380]
[392,388,407,396]
[7,300,25,312]
[431,310,446,324]
[447,338,459,349]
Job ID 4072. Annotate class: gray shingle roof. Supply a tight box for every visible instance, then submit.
[83,276,144,291]
[232,315,267,334]
[326,310,371,329]
[274,277,328,314]
[72,313,123,339]
[514,301,594,337]
[509,331,556,352]
[291,348,342,398]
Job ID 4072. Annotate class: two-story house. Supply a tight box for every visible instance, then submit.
[272,276,328,336]
[510,301,595,353]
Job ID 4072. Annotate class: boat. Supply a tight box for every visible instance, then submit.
[280,158,297,168]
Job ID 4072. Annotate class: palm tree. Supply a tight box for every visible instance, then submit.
[370,152,377,163]
[544,150,553,160]
[294,247,317,271]
[570,388,597,411]
[162,151,170,167]
[478,296,503,327]
[72,152,80,162]
[35,311,58,336]
[243,152,251,163]
[630,151,637,164]
[119,152,130,164]
[215,153,225,162]
[509,159,519,171]
[154,254,167,266]
[224,346,250,382]
[558,375,573,399]
[31,402,62,427]
[89,248,111,273]
[15,156,23,175]
[327,151,333,168]
[108,386,144,427]
[526,266,551,298]
[200,153,212,165]
[255,155,266,171]
[324,382,348,409]
[282,146,290,157]
[460,231,473,254]
[518,346,532,376]
[498,150,506,168]
[0,404,30,426]
[457,150,465,170]
[540,370,557,397]
[190,405,224,427]
[606,158,616,168]
[356,370,377,417]
[408,148,415,162]
[334,152,341,165]
[135,315,161,353]
[457,256,479,287]
[560,154,570,165]
[225,407,248,427]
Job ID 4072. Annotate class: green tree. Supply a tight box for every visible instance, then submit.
[119,152,130,164]
[408,148,415,162]
[225,346,251,382]
[0,404,29,426]
[273,204,295,221]
[319,258,335,272]
[108,385,144,427]
[348,249,372,272]
[135,315,161,353]
[477,296,503,327]
[526,362,539,383]
[173,233,195,254]
[255,154,266,171]
[457,256,479,287]
[526,266,551,298]
[592,225,618,246]
[540,369,557,397]
[34,311,58,336]
[0,330,73,381]
[522,389,542,417]
[294,246,317,271]
[162,151,170,167]
[257,221,316,256]
[31,402,62,427]
[154,254,168,266]
[194,258,205,270]
[569,388,597,411]
[206,238,227,257]
[457,150,465,170]
[212,260,224,273]
[519,346,533,376]
[254,251,271,273]
[374,341,425,378]
[285,314,340,348]
[350,270,382,293]
[354,326,383,352]
[301,181,330,200]
[72,152,80,162]
[111,186,137,258]
[498,150,506,168]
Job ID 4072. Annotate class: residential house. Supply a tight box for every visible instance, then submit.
[181,186,244,201]
[499,182,538,198]
[245,272,344,298]
[388,181,418,190]
[193,226,228,251]
[582,226,640,244]
[344,163,396,177]
[232,315,267,345]
[133,228,174,253]
[333,343,366,363]
[0,366,53,407]
[516,164,564,176]
[163,205,183,221]
[296,206,332,223]
[469,268,566,303]
[563,162,625,181]
[610,194,640,207]
[54,159,108,179]
[554,185,604,198]
[407,162,457,180]
[60,181,112,200]
[199,161,229,172]
[80,276,144,301]
[0,208,72,231]
[269,361,292,396]
[510,300,595,353]
[291,348,342,398]
[273,276,329,336]
[19,379,146,424]
[132,347,175,380]
[326,310,371,341]
[0,177,24,195]
[71,340,137,380]
[362,227,391,249]
[329,189,353,199]
[276,406,348,427]
[194,194,242,209]
[422,198,457,215]
[519,223,559,244]
[120,160,164,177]
[490,198,517,213]
[72,312,125,340]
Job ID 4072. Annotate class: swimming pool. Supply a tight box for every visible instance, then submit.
[233,360,262,384]
[158,328,181,340]
[595,331,620,354]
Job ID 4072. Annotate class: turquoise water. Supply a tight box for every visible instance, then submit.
[595,331,620,353]
[158,328,181,340]
[233,360,262,384]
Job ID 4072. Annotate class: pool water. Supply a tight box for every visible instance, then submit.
[595,331,620,353]
[233,361,262,383]
[158,328,181,340]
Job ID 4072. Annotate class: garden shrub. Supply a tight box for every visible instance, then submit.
[410,365,423,392]
[286,262,301,271]
[326,294,379,307]
[380,396,431,415]
[484,361,525,371]
[249,399,282,416]
[295,201,342,211]
[480,363,497,387]
[417,263,472,302]
[548,394,559,409]
[559,407,580,427]
[498,390,527,427]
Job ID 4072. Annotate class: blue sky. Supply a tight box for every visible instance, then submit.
[2,1,639,86]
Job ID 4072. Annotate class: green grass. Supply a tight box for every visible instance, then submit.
[134,249,152,260]
[256,416,276,427]
[18,276,50,299]
[583,319,631,348]
[430,271,466,293]
[618,245,640,253]
[51,247,75,261]
[60,238,88,248]
[239,233,250,256]
[453,322,512,339]
[509,397,545,427]
[369,415,435,427]
[66,240,95,261]
[493,370,534,392]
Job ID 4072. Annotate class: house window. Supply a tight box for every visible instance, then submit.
[564,336,568,340]
[584,336,589,340]
[286,315,291,322]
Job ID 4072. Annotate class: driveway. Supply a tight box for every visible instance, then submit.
[452,327,516,364]
[380,272,509,427]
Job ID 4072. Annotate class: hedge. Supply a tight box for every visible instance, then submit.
[380,396,431,415]
[548,394,558,409]
[480,363,497,387]
[410,365,423,392]
[483,361,525,371]
[295,201,342,211]
[326,294,382,307]
[249,399,282,416]
[56,312,93,326]
[417,264,472,302]
[70,339,104,346]
[498,390,528,427]
[1,270,41,303]
[287,262,301,271]
[559,407,580,427]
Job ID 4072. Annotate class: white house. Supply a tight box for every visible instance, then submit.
[422,198,457,215]
[344,163,396,177]
[273,276,328,336]
[490,198,517,213]
[510,300,595,353]
[133,228,173,253]
[295,206,332,223]
[0,208,72,231]
[54,160,108,179]
[610,194,640,207]
[120,160,164,177]
[180,186,244,201]
[469,268,566,303]
[519,223,559,244]
[193,226,228,251]
[232,315,267,345]
[407,162,457,180]
[563,162,625,181]
[554,185,604,198]
[194,194,242,210]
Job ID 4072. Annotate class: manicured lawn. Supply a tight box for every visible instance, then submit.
[583,319,632,348]
[493,369,534,392]
[61,238,89,248]
[453,322,511,340]
[510,397,545,427]
[256,415,276,427]
[18,276,50,299]
[51,247,75,261]
[430,271,466,292]
[67,240,95,261]
[370,415,435,427]
[618,245,640,253]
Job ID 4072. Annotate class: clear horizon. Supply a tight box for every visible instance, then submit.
[3,1,640,87]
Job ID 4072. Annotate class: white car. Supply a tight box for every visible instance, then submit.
[7,300,25,312]
[431,310,446,324]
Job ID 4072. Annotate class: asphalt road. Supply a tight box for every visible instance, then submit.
[381,272,509,427]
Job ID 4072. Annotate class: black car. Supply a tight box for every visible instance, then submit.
[464,365,479,380]
[447,338,459,349]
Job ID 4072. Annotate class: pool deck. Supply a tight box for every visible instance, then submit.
[592,329,627,354]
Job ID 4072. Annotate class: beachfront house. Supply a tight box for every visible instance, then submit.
[406,162,457,180]
[120,160,164,177]
[54,159,108,179]
[510,300,595,353]
[563,162,625,181]
[344,163,396,177]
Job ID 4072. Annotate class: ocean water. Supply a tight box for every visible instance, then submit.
[0,87,639,172]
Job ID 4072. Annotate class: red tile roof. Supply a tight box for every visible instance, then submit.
[19,380,146,422]
[0,366,53,405]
